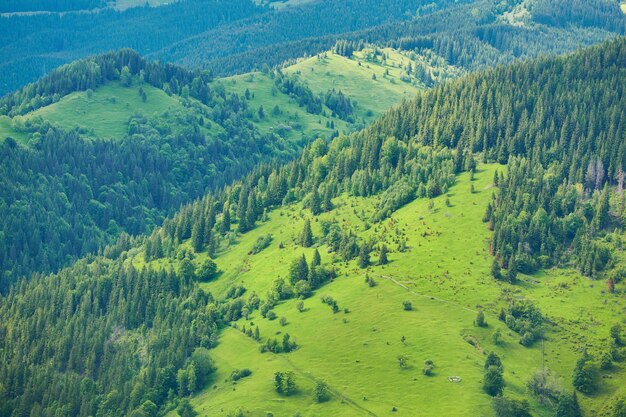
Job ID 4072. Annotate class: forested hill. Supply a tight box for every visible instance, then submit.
[172,0,626,77]
[369,36,626,275]
[0,49,301,289]
[1,38,624,417]
[2,0,625,95]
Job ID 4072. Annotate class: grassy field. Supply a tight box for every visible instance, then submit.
[284,48,460,124]
[25,81,197,139]
[149,164,625,417]
[213,72,349,143]
[0,115,30,143]
[4,47,458,145]
[621,2,626,14]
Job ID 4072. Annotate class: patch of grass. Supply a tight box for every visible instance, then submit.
[0,115,30,143]
[25,81,192,139]
[284,48,461,123]
[150,164,626,417]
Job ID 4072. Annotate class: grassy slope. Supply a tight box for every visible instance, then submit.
[213,72,349,143]
[283,48,459,124]
[0,115,29,143]
[25,81,196,139]
[150,165,625,417]
[2,47,455,144]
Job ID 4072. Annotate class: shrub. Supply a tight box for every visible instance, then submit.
[403,300,413,311]
[230,368,252,382]
[251,234,273,254]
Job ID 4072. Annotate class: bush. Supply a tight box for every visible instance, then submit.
[267,311,277,321]
[423,360,435,376]
[403,300,413,311]
[475,310,487,327]
[230,368,252,382]
[251,234,273,254]
[314,379,331,403]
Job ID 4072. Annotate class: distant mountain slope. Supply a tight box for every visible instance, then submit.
[4,0,623,96]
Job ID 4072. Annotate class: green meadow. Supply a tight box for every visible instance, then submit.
[26,81,196,139]
[284,48,460,123]
[148,164,625,417]
[2,47,457,145]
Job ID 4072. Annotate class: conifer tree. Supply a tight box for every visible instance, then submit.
[358,243,370,269]
[301,219,314,247]
[379,244,389,265]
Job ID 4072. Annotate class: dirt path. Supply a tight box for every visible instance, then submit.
[373,273,478,314]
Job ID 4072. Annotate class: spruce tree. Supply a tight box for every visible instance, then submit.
[554,392,582,417]
[301,219,314,247]
[191,218,205,253]
[358,243,370,269]
[379,244,389,265]
[310,188,322,215]
[311,249,321,268]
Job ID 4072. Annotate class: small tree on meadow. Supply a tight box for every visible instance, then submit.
[475,310,487,327]
[358,243,370,269]
[491,260,502,280]
[379,244,389,265]
[301,219,314,247]
[314,380,331,403]
[484,366,505,396]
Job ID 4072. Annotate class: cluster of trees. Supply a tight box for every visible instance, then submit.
[333,40,359,57]
[0,257,222,417]
[274,371,297,396]
[499,300,543,347]
[324,89,354,121]
[531,0,625,33]
[274,73,323,114]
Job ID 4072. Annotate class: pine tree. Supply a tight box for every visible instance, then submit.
[507,256,518,283]
[310,187,322,215]
[311,249,321,268]
[491,260,502,280]
[191,218,205,253]
[379,244,388,265]
[572,353,597,394]
[301,219,314,247]
[484,365,505,396]
[475,310,487,327]
[358,243,370,269]
[237,191,249,233]
[221,203,231,234]
[314,380,330,403]
[554,392,583,417]
[187,363,197,394]
[289,254,309,285]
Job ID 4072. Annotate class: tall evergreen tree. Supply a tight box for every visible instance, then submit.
[301,219,314,247]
